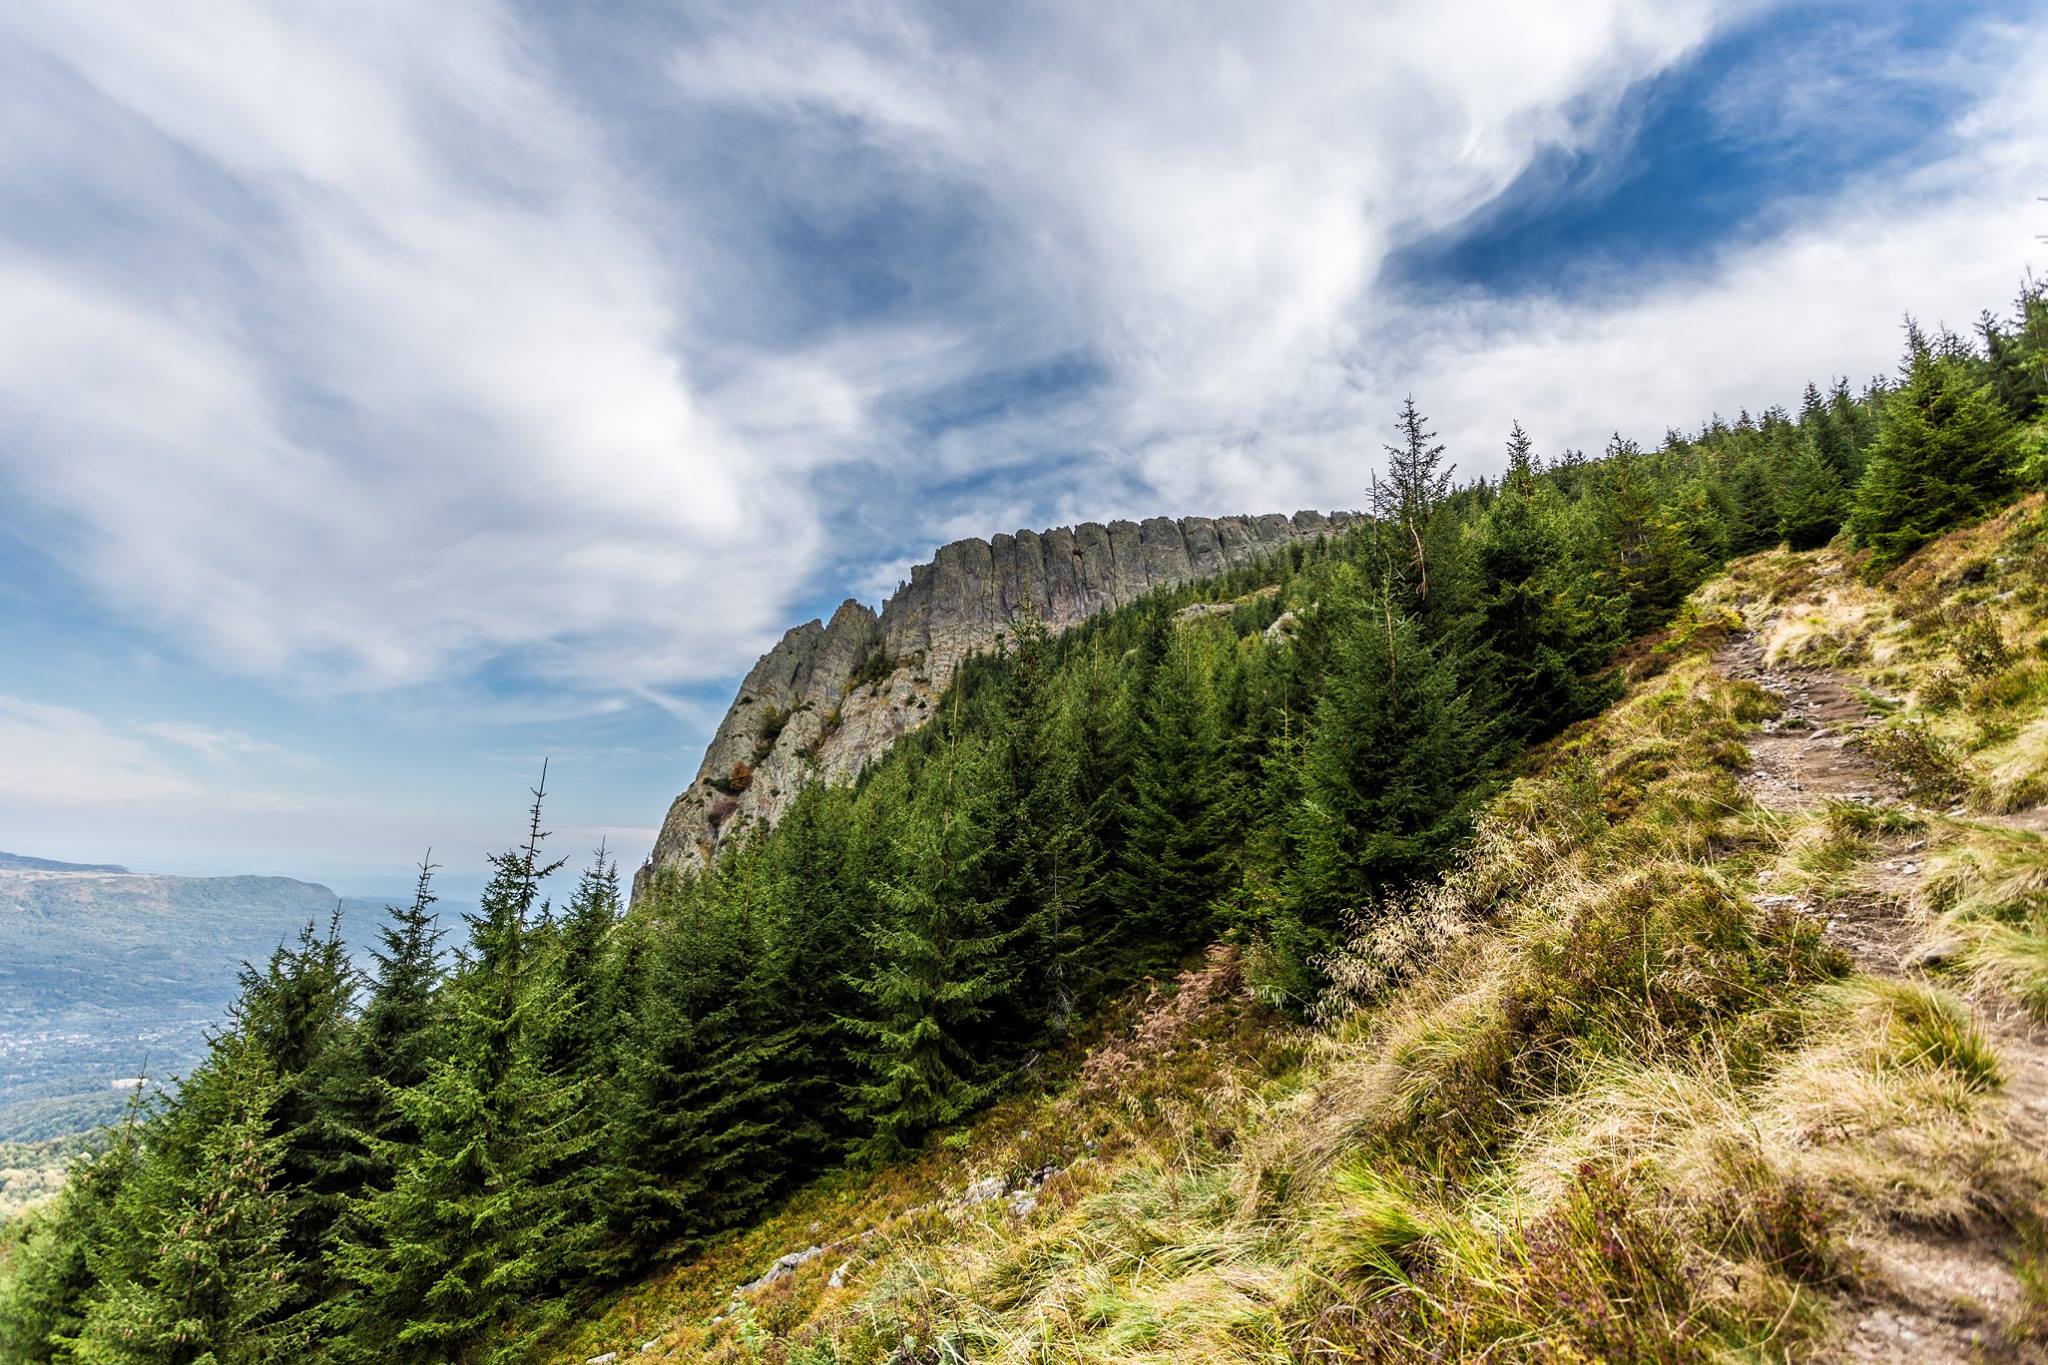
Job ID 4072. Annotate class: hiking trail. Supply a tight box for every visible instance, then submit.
[1717,631,2048,1363]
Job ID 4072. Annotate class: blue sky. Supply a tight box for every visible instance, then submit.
[0,0,2043,901]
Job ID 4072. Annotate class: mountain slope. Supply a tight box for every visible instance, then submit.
[6,291,2041,1364]
[558,502,2048,1363]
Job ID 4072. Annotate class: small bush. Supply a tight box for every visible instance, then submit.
[1951,604,2012,676]
[1856,719,1972,803]
[754,705,793,761]
[1922,665,1964,710]
[707,760,755,795]
[847,644,897,694]
[1698,1165,1841,1285]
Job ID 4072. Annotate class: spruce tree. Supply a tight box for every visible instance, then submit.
[233,914,358,1335]
[1598,434,1694,632]
[1851,329,2020,571]
[78,1033,299,1364]
[1283,595,1487,963]
[0,1102,144,1362]
[1723,453,1780,554]
[1373,396,1456,613]
[1112,623,1235,961]
[335,772,588,1361]
[1474,422,1623,741]
[1777,436,1848,549]
[759,786,866,1159]
[843,738,1014,1161]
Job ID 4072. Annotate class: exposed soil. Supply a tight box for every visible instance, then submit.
[1717,633,2048,1362]
[1718,631,1895,816]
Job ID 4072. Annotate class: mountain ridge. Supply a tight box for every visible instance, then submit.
[0,851,130,874]
[636,508,1360,896]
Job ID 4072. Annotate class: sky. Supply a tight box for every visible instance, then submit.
[1,0,2044,901]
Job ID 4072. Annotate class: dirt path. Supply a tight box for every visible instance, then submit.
[1716,634,2048,1362]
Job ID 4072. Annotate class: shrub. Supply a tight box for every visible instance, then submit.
[847,644,897,694]
[1922,664,1964,710]
[707,760,755,795]
[754,705,793,761]
[1855,719,1972,804]
[1950,603,2013,676]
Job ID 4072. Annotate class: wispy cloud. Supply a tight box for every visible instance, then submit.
[0,0,829,698]
[0,694,199,808]
[134,721,293,765]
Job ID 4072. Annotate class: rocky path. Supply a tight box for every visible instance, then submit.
[1717,635,2048,1362]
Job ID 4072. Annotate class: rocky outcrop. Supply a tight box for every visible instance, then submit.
[634,509,1358,898]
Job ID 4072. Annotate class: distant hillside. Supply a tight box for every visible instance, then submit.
[0,851,129,874]
[0,865,340,1140]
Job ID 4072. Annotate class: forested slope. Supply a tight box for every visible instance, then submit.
[2,287,2044,1363]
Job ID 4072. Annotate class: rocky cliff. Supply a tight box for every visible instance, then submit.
[635,509,1359,897]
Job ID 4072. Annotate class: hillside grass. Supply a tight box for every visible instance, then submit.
[555,502,2048,1364]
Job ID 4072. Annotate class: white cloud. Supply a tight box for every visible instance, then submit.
[134,721,291,765]
[0,0,826,695]
[670,0,2047,538]
[0,0,2040,729]
[670,1,1762,497]
[1353,18,2048,479]
[0,695,199,809]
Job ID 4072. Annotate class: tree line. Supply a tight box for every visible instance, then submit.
[2,286,2042,1362]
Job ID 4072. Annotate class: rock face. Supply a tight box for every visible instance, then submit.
[634,509,1358,898]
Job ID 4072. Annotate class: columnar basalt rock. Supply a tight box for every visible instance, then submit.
[633,508,1358,899]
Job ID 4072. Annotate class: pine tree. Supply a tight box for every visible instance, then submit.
[1777,436,1848,549]
[1066,637,1140,970]
[983,614,1101,1036]
[1598,434,1695,632]
[1373,397,1456,613]
[843,738,1015,1162]
[1828,376,1878,470]
[78,1033,300,1364]
[334,771,587,1360]
[1980,280,2048,420]
[0,1102,144,1363]
[1799,380,1855,483]
[1851,328,2020,571]
[1283,594,1487,962]
[232,914,358,1336]
[1112,623,1235,961]
[608,867,755,1248]
[318,860,445,1357]
[1723,453,1780,554]
[758,786,866,1161]
[1474,422,1623,741]
[356,858,447,1128]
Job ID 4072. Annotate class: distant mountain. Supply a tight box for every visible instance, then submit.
[0,862,464,1141]
[0,850,130,873]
